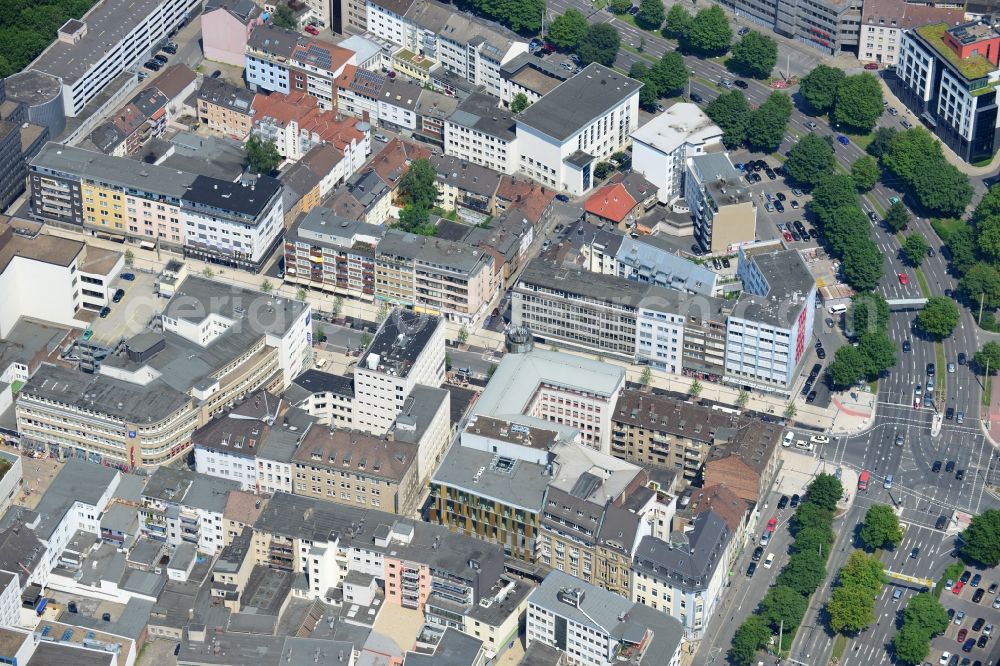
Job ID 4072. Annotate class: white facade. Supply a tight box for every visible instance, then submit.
[194,446,257,491]
[635,307,685,374]
[246,55,291,94]
[377,96,418,130]
[0,572,19,627]
[256,455,294,496]
[444,119,518,174]
[0,252,80,338]
[631,547,729,640]
[365,1,408,49]
[180,186,283,268]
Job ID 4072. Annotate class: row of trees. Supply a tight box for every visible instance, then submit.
[705,90,792,153]
[800,65,885,133]
[892,594,950,664]
[628,51,687,109]
[876,126,974,218]
[546,10,621,67]
[826,550,886,634]
[808,174,884,292]
[395,158,439,236]
[454,0,544,33]
[728,474,842,665]
[828,294,896,389]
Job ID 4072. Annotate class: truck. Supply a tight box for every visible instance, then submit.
[858,470,870,491]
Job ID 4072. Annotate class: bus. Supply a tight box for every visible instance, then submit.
[858,470,870,491]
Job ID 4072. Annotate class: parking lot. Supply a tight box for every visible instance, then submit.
[933,569,1000,665]
[87,270,163,346]
[729,151,819,249]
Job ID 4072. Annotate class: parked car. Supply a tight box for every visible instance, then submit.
[746,562,757,577]
[112,288,125,303]
[933,460,942,473]
[973,618,985,632]
[143,60,160,71]
[864,62,879,70]
[752,546,764,561]
[947,460,956,473]
[901,118,913,129]
[774,201,785,213]
[153,54,168,64]
[972,574,982,587]
[211,70,222,78]
[777,496,789,509]
[767,517,778,532]
[816,348,826,359]
[690,92,703,103]
[99,306,111,318]
[973,588,985,603]
[738,26,750,36]
[120,272,135,281]
[958,629,968,643]
[790,494,800,508]
[304,24,320,35]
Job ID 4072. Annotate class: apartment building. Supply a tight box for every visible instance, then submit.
[896,21,1000,163]
[499,54,570,106]
[251,90,369,168]
[415,88,459,147]
[526,570,685,666]
[27,0,198,117]
[631,103,724,205]
[377,77,422,131]
[374,230,496,322]
[196,78,257,139]
[180,175,283,272]
[283,369,355,427]
[289,39,356,110]
[725,243,816,394]
[444,92,519,174]
[631,510,733,639]
[391,384,451,485]
[686,152,756,254]
[17,276,311,468]
[516,64,641,195]
[87,88,168,157]
[203,0,264,67]
[284,207,382,299]
[336,64,386,123]
[140,467,241,555]
[246,25,303,95]
[615,234,720,297]
[715,0,862,55]
[431,154,504,223]
[859,0,965,66]
[353,308,446,433]
[702,419,781,504]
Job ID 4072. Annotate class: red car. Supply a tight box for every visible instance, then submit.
[767,518,778,532]
[958,628,968,642]
[304,24,320,35]
[783,231,793,242]
[954,581,965,595]
[864,62,879,70]
[898,272,909,285]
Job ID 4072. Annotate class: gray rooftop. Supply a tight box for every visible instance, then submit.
[392,385,449,444]
[448,92,516,142]
[732,247,815,328]
[196,77,256,115]
[247,24,305,59]
[31,142,198,197]
[294,206,383,249]
[632,510,731,592]
[431,443,549,513]
[516,64,642,142]
[616,235,718,297]
[34,460,118,540]
[359,309,441,380]
[378,229,492,274]
[404,628,483,666]
[519,642,566,666]
[430,154,504,198]
[142,467,241,514]
[0,319,69,371]
[163,274,307,333]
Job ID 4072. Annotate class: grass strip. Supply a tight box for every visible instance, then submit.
[914,267,931,298]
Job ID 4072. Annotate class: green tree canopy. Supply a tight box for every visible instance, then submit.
[976,215,1000,262]
[791,524,835,556]
[636,0,665,29]
[902,233,930,267]
[838,550,887,594]
[608,0,631,13]
[399,158,438,209]
[884,200,910,233]
[946,224,979,275]
[851,155,880,192]
[893,623,932,665]
[663,4,692,39]
[577,23,621,66]
[679,5,731,55]
[974,184,1000,223]
[859,504,904,550]
[827,583,877,634]
[246,135,282,174]
[649,51,688,97]
[883,127,942,184]
[809,174,858,223]
[510,92,530,113]
[271,4,297,28]
[867,126,897,158]
[903,593,949,636]
[728,616,771,666]
[912,161,974,218]
[806,473,844,512]
[728,31,777,79]
[791,501,833,535]
[759,585,808,632]
[849,292,890,336]
[960,509,1000,566]
[829,344,866,388]
[800,65,845,114]
[974,341,1000,374]
[745,91,792,153]
[833,73,884,132]
[842,238,884,292]
[547,8,589,49]
[858,331,897,379]
[704,90,752,147]
[776,550,828,596]
[915,296,960,340]
[785,134,835,188]
[960,262,1000,310]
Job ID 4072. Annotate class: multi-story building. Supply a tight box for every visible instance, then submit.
[17,276,311,468]
[686,152,756,254]
[614,234,720,297]
[180,175,283,272]
[140,467,241,555]
[87,88,168,156]
[283,369,356,427]
[202,0,264,67]
[416,88,460,148]
[251,90,369,166]
[444,92,519,174]
[859,0,965,67]
[702,418,781,504]
[725,242,816,394]
[284,207,382,299]
[499,53,570,106]
[391,384,451,485]
[631,510,733,639]
[374,229,497,322]
[246,25,303,95]
[289,39,356,110]
[716,0,862,55]
[631,103,724,205]
[336,64,386,124]
[526,569,685,666]
[896,21,1000,163]
[377,77,422,131]
[196,77,257,139]
[431,154,503,223]
[27,0,198,118]
[353,308,446,433]
[516,64,641,195]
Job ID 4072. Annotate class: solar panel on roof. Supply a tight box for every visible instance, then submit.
[60,629,74,641]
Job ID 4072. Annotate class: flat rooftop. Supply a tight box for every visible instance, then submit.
[916,22,999,80]
[359,309,440,380]
[0,224,81,274]
[631,102,723,155]
[431,442,549,512]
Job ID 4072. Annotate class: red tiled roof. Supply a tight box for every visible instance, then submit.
[367,138,432,187]
[251,90,364,152]
[291,39,354,75]
[861,0,965,30]
[584,183,637,223]
[496,175,556,224]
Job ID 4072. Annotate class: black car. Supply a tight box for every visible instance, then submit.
[99,306,111,318]
[946,407,955,420]
[816,348,826,360]
[143,60,160,71]
[957,469,966,481]
[927,363,936,375]
[211,70,222,78]
[722,257,731,268]
[790,230,801,241]
[790,494,800,508]
[555,193,570,202]
[902,339,912,352]
[738,26,750,36]
[809,228,819,239]
[774,201,785,213]
[947,460,956,473]
[936,515,948,529]
[776,192,787,202]
[778,495,789,509]
[153,54,168,64]
[932,460,942,472]
[977,634,989,648]
[746,562,757,577]
[806,391,817,403]
[690,93,703,103]
[962,571,973,584]
[734,79,749,89]
[973,588,985,603]
[112,288,125,303]
[752,546,764,561]
[959,352,968,365]
[811,363,822,376]
[973,618,985,632]
[910,547,920,559]
[163,43,178,54]
[766,170,777,180]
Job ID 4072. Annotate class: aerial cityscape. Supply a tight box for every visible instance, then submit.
[0,0,997,664]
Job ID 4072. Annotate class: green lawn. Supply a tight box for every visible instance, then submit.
[914,266,931,298]
[10,381,23,394]
[983,376,993,407]
[845,129,876,151]
[972,156,994,168]
[931,217,964,242]
[694,76,720,91]
[620,43,658,64]
[831,634,848,663]
[866,194,887,218]
[936,342,947,395]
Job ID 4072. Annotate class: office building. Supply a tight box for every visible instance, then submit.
[686,152,756,254]
[499,53,570,106]
[516,64,641,195]
[715,0,862,55]
[859,0,965,67]
[391,384,451,485]
[896,21,1000,163]
[141,467,241,555]
[283,369,356,428]
[377,77,422,131]
[444,92,519,174]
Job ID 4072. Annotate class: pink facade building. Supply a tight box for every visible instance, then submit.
[202,0,263,67]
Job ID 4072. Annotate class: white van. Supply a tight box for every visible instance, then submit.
[827,304,847,315]
[763,553,775,569]
[783,431,794,447]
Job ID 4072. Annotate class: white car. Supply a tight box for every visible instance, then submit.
[783,431,794,447]
[763,553,775,569]
[795,440,814,452]
[939,653,951,665]
[810,435,830,444]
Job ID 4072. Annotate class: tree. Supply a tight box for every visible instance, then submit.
[332,295,344,317]
[901,233,929,267]
[295,287,307,301]
[594,162,612,180]
[246,135,282,174]
[663,4,692,39]
[859,504,904,550]
[547,8,589,49]
[509,92,530,113]
[858,331,897,379]
[736,389,750,408]
[833,73,883,132]
[639,366,652,387]
[867,126,897,158]
[261,279,274,293]
[893,623,932,665]
[838,550,887,594]
[807,473,844,512]
[916,296,960,340]
[884,200,910,233]
[800,65,845,114]
[457,325,469,344]
[974,184,1000,223]
[397,203,437,236]
[785,134,835,188]
[360,332,372,348]
[842,238,884,292]
[679,5,731,56]
[759,585,808,632]
[947,224,979,276]
[728,616,771,666]
[609,0,631,14]
[400,158,438,209]
[976,215,1000,261]
[776,550,827,596]
[629,62,650,80]
[882,128,942,184]
[728,31,777,79]
[577,24,620,67]
[849,292,890,336]
[375,302,389,323]
[649,51,688,97]
[912,162,973,218]
[639,84,660,110]
[704,90,751,147]
[124,250,135,267]
[484,0,544,33]
[689,379,702,396]
[974,341,1000,375]
[636,0,665,30]
[271,4,297,28]
[827,584,877,633]
[313,323,327,343]
[202,267,215,278]
[792,500,833,536]
[960,509,1000,566]
[903,593,949,636]
[791,525,834,556]
[745,91,792,153]
[784,402,797,419]
[809,174,858,223]
[851,155,879,192]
